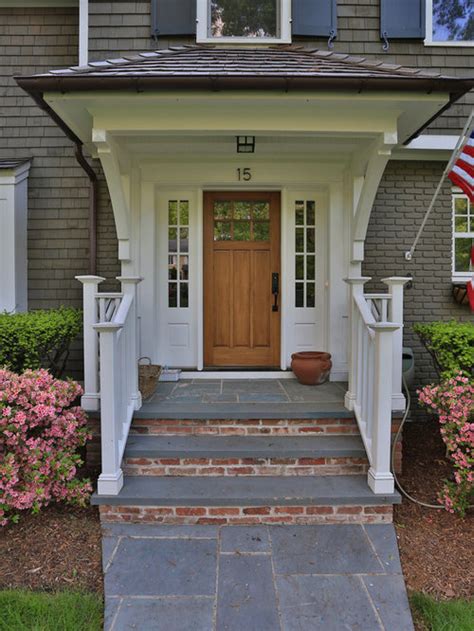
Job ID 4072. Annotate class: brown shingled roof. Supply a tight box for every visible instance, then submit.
[17,46,473,92]
[44,46,447,79]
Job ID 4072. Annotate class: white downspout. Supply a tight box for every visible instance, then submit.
[79,0,89,66]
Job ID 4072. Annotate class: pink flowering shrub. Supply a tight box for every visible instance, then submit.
[418,372,474,516]
[0,368,92,526]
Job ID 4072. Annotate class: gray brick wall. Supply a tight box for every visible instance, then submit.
[88,0,474,134]
[363,160,472,412]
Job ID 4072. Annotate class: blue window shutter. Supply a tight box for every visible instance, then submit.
[292,0,337,37]
[151,0,196,37]
[380,0,425,39]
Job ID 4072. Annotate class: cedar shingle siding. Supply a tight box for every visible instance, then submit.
[1,1,473,391]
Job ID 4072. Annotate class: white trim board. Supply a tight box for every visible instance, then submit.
[182,371,297,380]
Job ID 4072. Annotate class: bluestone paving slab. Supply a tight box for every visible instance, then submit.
[270,525,384,575]
[220,526,270,553]
[112,597,215,631]
[276,574,382,631]
[104,597,121,631]
[105,538,217,596]
[102,524,219,538]
[363,575,415,631]
[102,536,120,572]
[216,555,280,631]
[364,524,403,573]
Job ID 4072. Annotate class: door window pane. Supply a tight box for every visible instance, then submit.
[210,0,278,38]
[168,228,178,252]
[214,201,232,219]
[295,256,304,280]
[214,221,232,241]
[295,228,304,253]
[168,201,178,225]
[253,221,270,241]
[295,283,304,308]
[233,221,251,241]
[234,201,252,220]
[253,202,270,220]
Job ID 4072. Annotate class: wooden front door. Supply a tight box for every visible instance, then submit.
[204,192,281,367]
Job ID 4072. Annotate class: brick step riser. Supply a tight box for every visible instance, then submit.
[130,418,360,436]
[99,504,393,525]
[123,456,369,477]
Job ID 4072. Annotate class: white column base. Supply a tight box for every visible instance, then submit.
[132,391,142,411]
[344,391,356,411]
[391,393,406,413]
[367,468,394,495]
[81,393,100,412]
[97,470,124,496]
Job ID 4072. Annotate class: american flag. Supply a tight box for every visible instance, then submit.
[448,130,474,202]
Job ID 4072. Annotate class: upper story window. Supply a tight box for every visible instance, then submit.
[426,0,474,46]
[452,193,474,280]
[196,0,291,43]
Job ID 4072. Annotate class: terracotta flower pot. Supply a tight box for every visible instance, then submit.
[291,351,332,386]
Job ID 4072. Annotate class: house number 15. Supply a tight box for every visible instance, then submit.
[237,168,252,181]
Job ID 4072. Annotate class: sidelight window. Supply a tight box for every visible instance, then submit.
[168,200,190,308]
[295,200,316,308]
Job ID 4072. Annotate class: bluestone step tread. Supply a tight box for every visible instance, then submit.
[124,434,366,459]
[132,402,353,420]
[91,475,401,507]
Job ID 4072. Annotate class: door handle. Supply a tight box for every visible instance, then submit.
[272,272,279,312]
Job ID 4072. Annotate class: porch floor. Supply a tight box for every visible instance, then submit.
[138,379,350,419]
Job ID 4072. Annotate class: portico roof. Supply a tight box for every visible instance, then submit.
[17,46,473,96]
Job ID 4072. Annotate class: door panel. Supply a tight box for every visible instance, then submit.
[204,192,280,367]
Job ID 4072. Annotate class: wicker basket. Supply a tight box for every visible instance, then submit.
[138,357,162,400]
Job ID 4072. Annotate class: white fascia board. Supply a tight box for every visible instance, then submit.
[0,1,77,6]
[391,134,460,161]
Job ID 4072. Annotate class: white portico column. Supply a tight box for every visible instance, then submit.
[343,277,371,411]
[76,275,105,411]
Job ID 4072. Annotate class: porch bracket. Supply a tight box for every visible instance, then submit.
[351,134,397,263]
[92,128,132,262]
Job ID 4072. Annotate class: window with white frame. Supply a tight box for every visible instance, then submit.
[426,0,474,46]
[452,193,474,279]
[197,0,291,43]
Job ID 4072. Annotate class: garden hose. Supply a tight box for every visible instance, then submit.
[391,375,444,510]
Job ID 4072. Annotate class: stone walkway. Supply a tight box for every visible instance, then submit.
[102,523,414,630]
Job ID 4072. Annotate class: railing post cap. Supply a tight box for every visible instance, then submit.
[368,322,402,332]
[343,276,372,285]
[93,322,123,333]
[76,275,106,284]
[381,277,411,286]
[117,276,143,284]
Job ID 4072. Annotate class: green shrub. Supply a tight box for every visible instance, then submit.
[414,321,474,379]
[0,308,82,377]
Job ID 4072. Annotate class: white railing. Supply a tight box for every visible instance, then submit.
[76,275,142,495]
[345,277,410,494]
